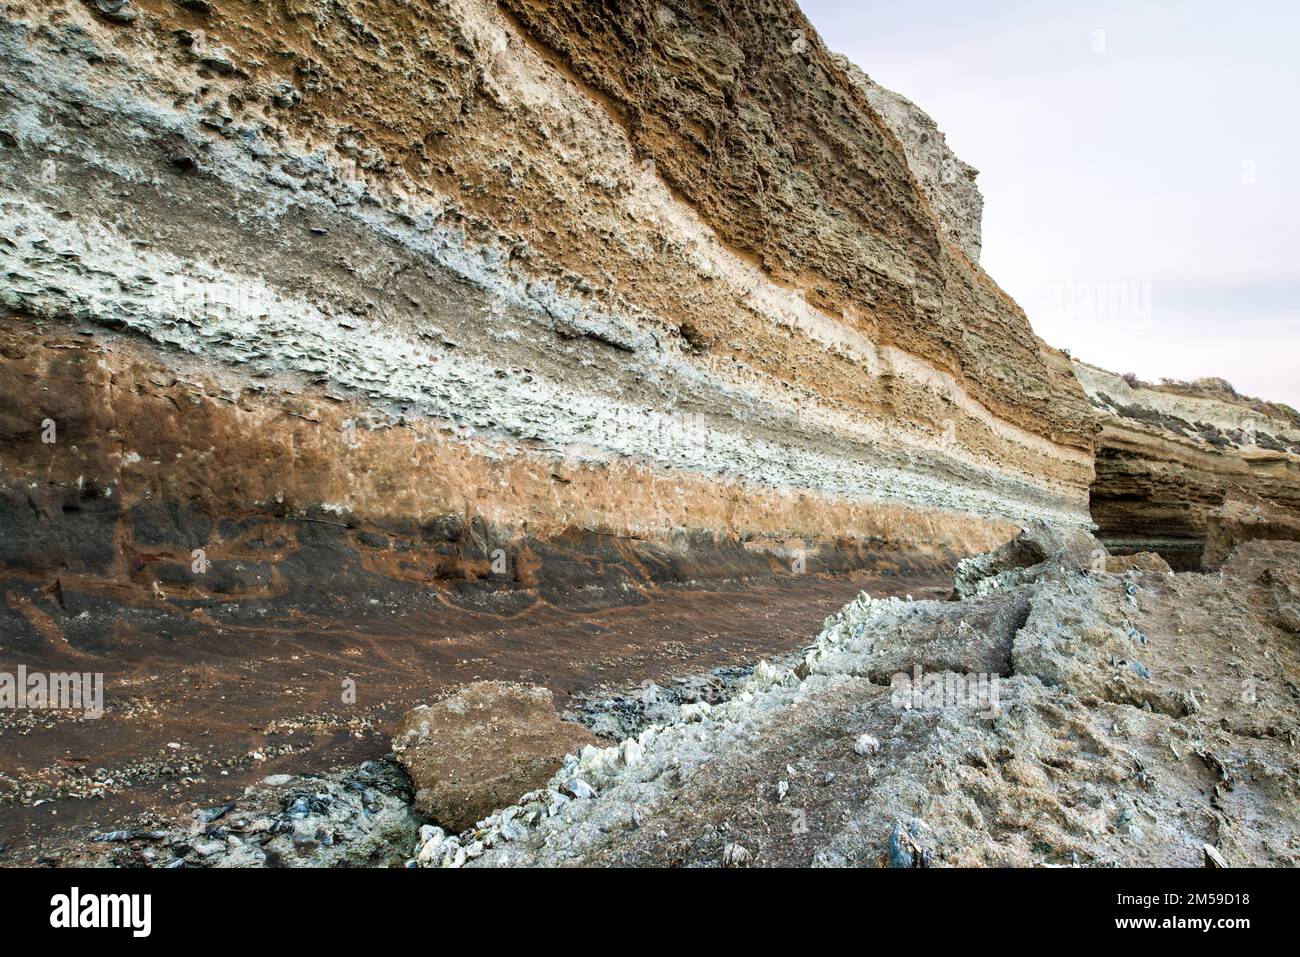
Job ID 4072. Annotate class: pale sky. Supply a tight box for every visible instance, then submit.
[802,0,1300,408]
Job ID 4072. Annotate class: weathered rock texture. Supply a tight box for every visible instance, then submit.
[0,0,1094,641]
[832,54,984,263]
[1075,362,1300,569]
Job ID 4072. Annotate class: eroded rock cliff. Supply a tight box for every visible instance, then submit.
[4,0,1298,872]
[1075,362,1300,568]
[0,0,1094,630]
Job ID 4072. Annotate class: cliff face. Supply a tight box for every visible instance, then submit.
[832,54,984,263]
[4,1,1300,873]
[0,0,1094,628]
[1075,362,1300,568]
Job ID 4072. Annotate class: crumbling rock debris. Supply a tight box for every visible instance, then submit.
[452,535,1300,868]
[953,521,1099,598]
[79,761,420,868]
[564,666,758,741]
[38,533,1300,869]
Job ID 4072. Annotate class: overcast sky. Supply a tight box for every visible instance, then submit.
[802,0,1300,407]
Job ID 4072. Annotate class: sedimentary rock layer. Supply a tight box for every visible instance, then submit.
[1075,362,1300,568]
[1,0,1092,625]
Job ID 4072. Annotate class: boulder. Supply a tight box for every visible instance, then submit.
[1105,551,1172,574]
[953,521,1100,598]
[392,682,600,833]
[1203,492,1300,568]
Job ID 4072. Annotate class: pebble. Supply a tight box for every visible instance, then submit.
[854,733,881,756]
[721,843,752,867]
[196,803,234,823]
[416,842,440,865]
[564,779,597,800]
[498,810,525,842]
[197,49,236,75]
[888,823,914,868]
[93,0,137,24]
[97,829,166,843]
[272,83,302,109]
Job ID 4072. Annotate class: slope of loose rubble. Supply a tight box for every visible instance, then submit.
[395,529,1300,868]
[85,760,421,868]
[50,527,1300,868]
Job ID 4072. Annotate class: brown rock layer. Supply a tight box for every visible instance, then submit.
[497,0,1092,451]
[0,320,978,645]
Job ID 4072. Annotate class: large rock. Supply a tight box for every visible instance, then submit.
[952,521,1100,598]
[1204,492,1300,568]
[1104,551,1172,574]
[393,682,600,833]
